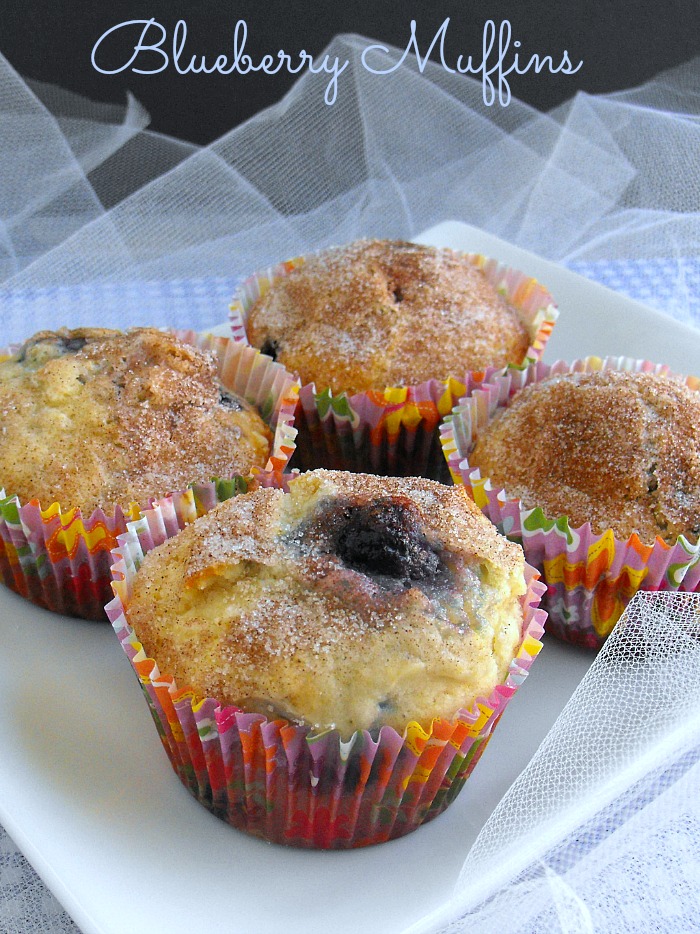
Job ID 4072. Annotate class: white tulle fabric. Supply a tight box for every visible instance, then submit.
[0,37,698,335]
[0,33,699,933]
[408,592,700,934]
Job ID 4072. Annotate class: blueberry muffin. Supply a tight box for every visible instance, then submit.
[125,469,528,737]
[0,327,273,513]
[246,240,532,395]
[469,369,700,544]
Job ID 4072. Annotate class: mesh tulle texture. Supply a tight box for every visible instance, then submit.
[0,34,698,934]
[0,834,78,934]
[0,40,698,337]
[409,593,700,933]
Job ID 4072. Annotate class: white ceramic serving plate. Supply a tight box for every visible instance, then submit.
[1,221,699,934]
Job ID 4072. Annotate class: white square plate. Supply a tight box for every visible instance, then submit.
[1,221,699,934]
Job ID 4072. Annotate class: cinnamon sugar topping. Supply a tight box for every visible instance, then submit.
[127,470,527,736]
[247,240,531,394]
[0,327,272,512]
[470,370,700,543]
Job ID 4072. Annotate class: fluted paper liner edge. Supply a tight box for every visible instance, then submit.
[106,517,546,849]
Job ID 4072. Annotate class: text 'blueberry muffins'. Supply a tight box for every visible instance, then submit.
[0,328,299,619]
[109,469,546,848]
[231,240,557,479]
[441,358,700,648]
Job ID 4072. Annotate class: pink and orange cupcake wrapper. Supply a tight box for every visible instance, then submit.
[440,355,700,649]
[106,517,546,849]
[0,332,300,620]
[229,251,558,479]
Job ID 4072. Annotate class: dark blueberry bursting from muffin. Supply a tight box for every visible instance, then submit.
[17,334,87,362]
[219,388,243,411]
[59,336,88,354]
[260,338,280,361]
[334,500,447,587]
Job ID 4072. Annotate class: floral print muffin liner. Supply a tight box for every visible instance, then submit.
[106,511,546,849]
[230,251,558,479]
[440,356,700,649]
[0,333,299,620]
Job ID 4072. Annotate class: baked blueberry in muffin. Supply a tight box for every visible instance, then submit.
[125,469,528,737]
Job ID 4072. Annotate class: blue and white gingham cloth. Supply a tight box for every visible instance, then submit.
[1,260,698,347]
[568,258,700,327]
[0,276,241,345]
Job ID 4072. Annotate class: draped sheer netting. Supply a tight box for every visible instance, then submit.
[408,592,700,933]
[0,38,698,339]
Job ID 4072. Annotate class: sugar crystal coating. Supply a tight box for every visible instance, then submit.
[127,469,528,738]
[246,240,531,394]
[470,370,700,543]
[0,327,272,513]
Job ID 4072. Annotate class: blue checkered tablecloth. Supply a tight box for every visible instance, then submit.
[0,277,240,345]
[1,260,698,347]
[569,258,700,321]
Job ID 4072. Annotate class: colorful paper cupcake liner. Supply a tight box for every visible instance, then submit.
[106,516,546,849]
[0,333,299,620]
[230,250,558,480]
[440,355,700,649]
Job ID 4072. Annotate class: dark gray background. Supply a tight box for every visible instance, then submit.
[2,0,698,144]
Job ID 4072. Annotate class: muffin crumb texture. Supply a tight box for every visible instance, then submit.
[247,239,531,394]
[0,328,272,513]
[470,370,700,544]
[127,470,527,737]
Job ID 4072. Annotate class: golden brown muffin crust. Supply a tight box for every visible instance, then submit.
[128,470,527,736]
[470,370,700,543]
[246,240,531,394]
[0,328,272,513]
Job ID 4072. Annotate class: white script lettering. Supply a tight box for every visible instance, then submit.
[91,18,583,108]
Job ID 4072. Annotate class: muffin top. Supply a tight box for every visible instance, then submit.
[246,240,531,395]
[0,328,272,513]
[127,469,527,737]
[469,369,700,544]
